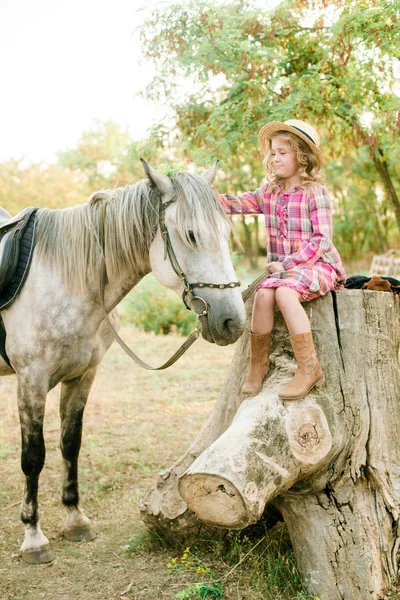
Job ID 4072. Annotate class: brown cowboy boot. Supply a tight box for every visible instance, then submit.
[279,332,325,400]
[242,332,271,394]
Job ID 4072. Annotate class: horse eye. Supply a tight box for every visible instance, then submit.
[187,230,196,244]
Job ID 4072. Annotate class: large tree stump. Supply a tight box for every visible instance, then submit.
[140,289,400,600]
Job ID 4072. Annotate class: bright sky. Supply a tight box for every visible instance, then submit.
[0,0,163,163]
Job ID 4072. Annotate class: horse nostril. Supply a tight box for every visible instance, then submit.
[223,318,233,333]
[222,318,241,338]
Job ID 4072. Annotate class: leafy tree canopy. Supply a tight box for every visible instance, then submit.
[139,0,400,261]
[141,0,399,159]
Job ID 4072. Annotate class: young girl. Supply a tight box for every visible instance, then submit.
[220,119,346,400]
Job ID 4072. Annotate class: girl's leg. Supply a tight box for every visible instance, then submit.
[274,287,309,334]
[242,288,275,394]
[251,288,276,334]
[275,287,324,400]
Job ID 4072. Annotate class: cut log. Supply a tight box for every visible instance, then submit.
[140,289,400,600]
[179,396,333,529]
[139,301,253,539]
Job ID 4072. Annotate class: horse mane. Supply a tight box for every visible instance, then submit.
[34,173,229,294]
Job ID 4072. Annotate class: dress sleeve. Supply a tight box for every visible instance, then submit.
[218,188,263,215]
[282,186,334,270]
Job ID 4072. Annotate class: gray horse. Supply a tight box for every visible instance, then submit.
[0,161,246,563]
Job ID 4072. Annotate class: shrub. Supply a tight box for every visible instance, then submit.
[119,274,196,336]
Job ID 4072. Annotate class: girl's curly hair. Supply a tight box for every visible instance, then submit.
[263,131,324,191]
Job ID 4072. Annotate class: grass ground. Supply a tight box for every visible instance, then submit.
[0,325,317,600]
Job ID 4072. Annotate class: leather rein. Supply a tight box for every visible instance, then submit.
[96,194,253,371]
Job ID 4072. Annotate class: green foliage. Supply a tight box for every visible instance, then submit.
[0,120,197,216]
[167,546,223,600]
[0,120,147,213]
[176,582,223,600]
[141,0,399,162]
[162,522,315,600]
[55,118,171,191]
[120,275,196,336]
[140,0,400,258]
[209,522,315,600]
[122,528,172,556]
[57,119,132,187]
[0,158,87,214]
[157,162,192,177]
[327,146,400,260]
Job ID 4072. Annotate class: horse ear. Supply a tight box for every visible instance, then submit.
[140,158,175,196]
[203,159,219,185]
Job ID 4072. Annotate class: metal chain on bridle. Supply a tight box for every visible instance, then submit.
[97,195,267,370]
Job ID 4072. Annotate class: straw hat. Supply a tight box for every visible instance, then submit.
[258,119,323,164]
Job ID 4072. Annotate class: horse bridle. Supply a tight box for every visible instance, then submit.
[158,195,241,319]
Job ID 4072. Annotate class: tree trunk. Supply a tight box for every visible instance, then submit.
[372,148,400,232]
[241,215,257,269]
[253,215,259,268]
[140,289,400,600]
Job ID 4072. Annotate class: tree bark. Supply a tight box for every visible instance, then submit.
[140,289,400,599]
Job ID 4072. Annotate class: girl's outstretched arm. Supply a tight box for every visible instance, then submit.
[218,189,264,215]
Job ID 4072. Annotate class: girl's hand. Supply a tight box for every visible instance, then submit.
[266,261,284,273]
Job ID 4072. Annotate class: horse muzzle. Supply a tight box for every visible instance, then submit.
[186,294,245,346]
[200,310,245,345]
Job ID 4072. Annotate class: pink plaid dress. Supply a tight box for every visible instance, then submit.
[220,184,346,302]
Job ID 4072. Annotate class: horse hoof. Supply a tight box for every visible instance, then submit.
[63,526,96,542]
[21,544,55,564]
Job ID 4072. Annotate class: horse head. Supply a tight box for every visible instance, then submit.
[141,159,246,346]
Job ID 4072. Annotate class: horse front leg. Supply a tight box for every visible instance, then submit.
[60,367,97,542]
[17,374,54,564]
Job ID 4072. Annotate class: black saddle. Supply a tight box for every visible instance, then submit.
[0,207,38,293]
[0,207,38,368]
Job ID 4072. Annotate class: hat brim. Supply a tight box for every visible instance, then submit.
[258,122,323,164]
